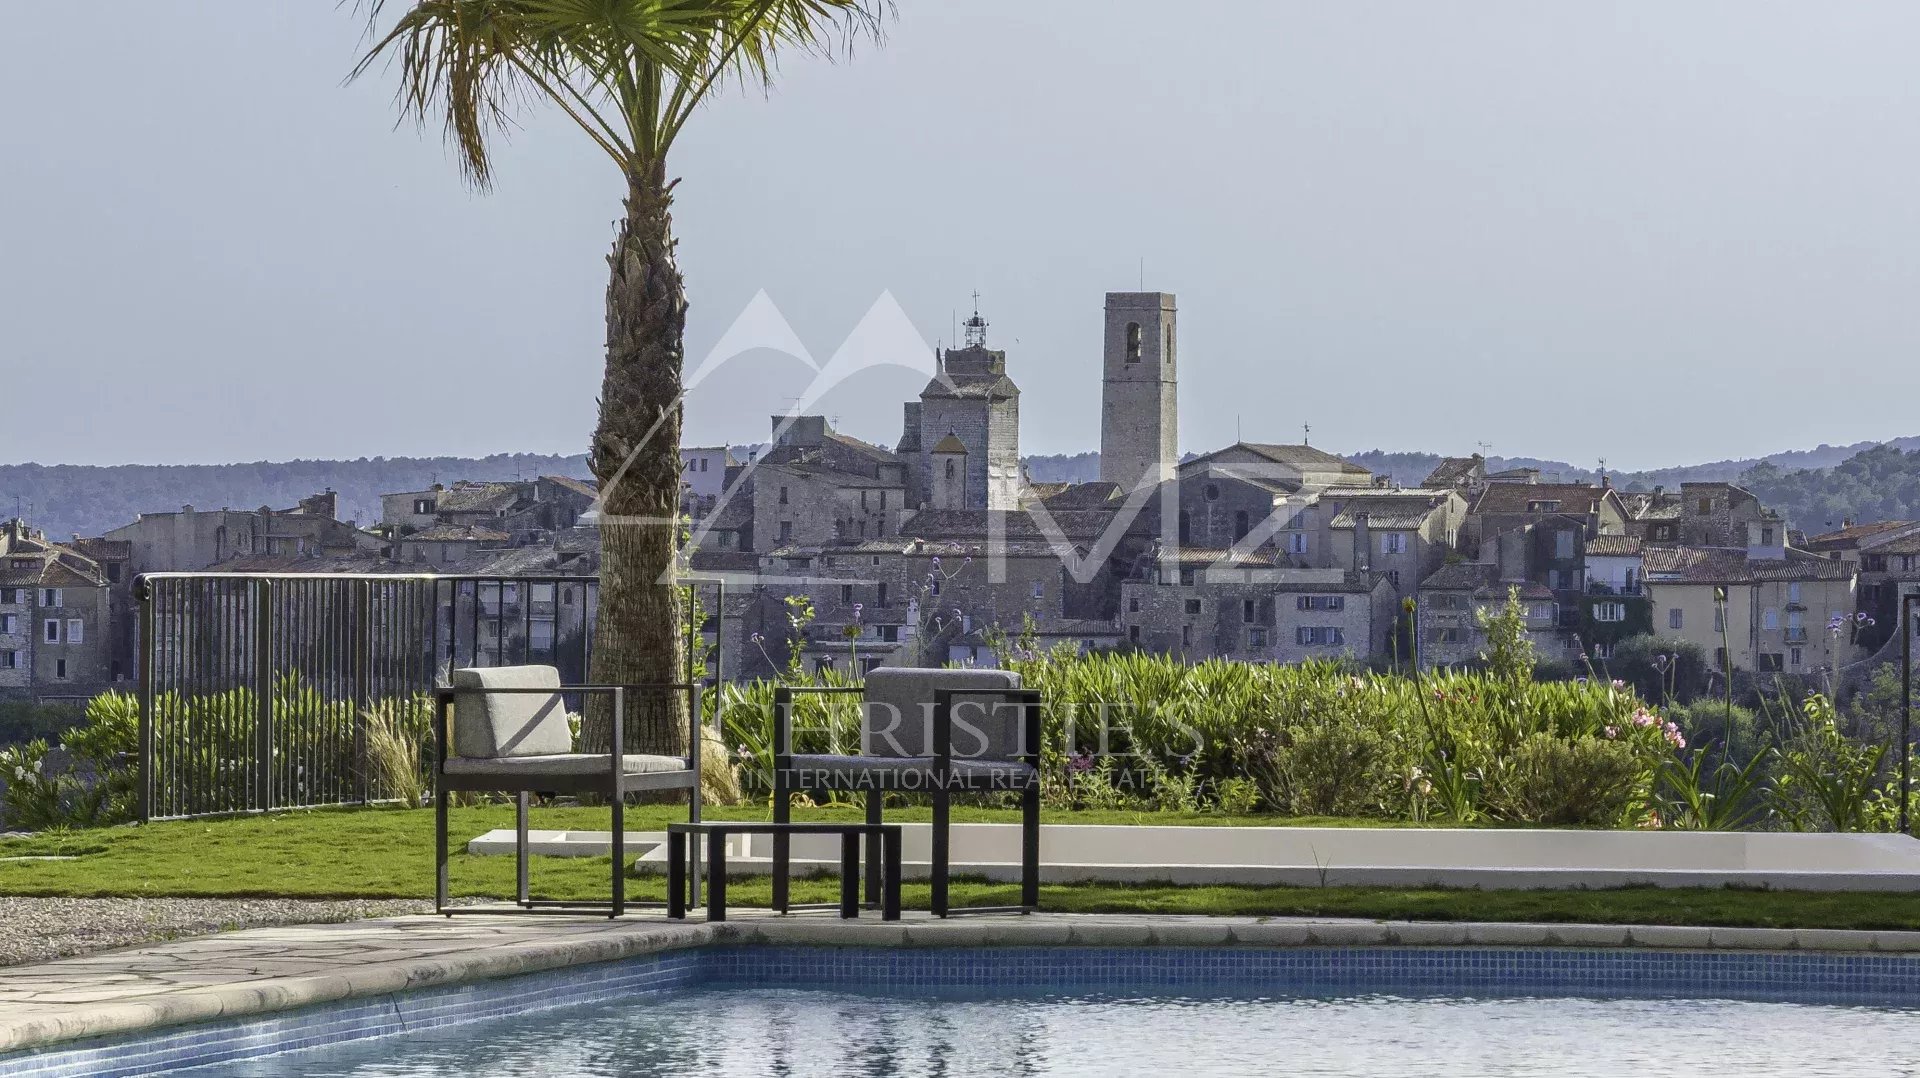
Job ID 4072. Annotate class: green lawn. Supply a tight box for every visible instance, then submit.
[3,804,1918,931]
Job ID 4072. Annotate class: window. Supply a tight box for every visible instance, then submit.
[0,651,13,669]
[1713,607,1726,633]
[1669,608,1684,630]
[778,521,793,543]
[1234,510,1250,541]
[1242,599,1256,624]
[840,584,854,604]
[1554,530,1575,559]
[700,458,709,472]
[1527,500,1561,513]
[1698,498,1714,515]
[54,659,67,680]
[878,583,890,607]
[1761,526,1776,546]
[413,498,434,514]
[1532,603,1556,623]
[1790,647,1804,667]
[1179,568,1196,586]
[1381,533,1407,555]
[1032,581,1044,600]
[41,589,62,608]
[1788,583,1801,603]
[1247,627,1268,649]
[778,486,789,505]
[1125,321,1142,363]
[1128,596,1140,613]
[10,559,35,570]
[1386,570,1401,589]
[1758,653,1784,673]
[1437,628,1462,644]
[879,625,899,643]
[930,577,941,596]
[1763,609,1780,632]
[1296,626,1346,647]
[857,520,867,538]
[44,620,60,643]
[1178,511,1192,544]
[106,563,121,583]
[1184,599,1202,615]
[0,589,18,605]
[529,619,555,651]
[1286,533,1308,555]
[1297,595,1346,612]
[1594,602,1627,623]
[860,490,868,510]
[1181,625,1192,647]
[66,619,83,644]
[1129,625,1141,643]
[1715,647,1728,669]
[1865,554,1889,572]
[0,614,12,634]
[1592,642,1614,660]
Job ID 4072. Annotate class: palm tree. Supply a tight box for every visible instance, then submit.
[354,1,888,753]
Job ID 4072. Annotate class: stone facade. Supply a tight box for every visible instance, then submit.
[1120,556,1394,664]
[1100,292,1178,494]
[0,521,115,698]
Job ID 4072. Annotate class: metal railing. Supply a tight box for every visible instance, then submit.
[136,571,721,821]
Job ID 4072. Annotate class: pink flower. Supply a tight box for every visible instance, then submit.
[1604,726,1619,739]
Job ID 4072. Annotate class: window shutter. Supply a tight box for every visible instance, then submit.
[67,619,83,644]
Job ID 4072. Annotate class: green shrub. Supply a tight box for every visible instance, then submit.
[1483,733,1643,827]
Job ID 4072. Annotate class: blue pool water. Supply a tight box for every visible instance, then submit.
[18,947,1920,1077]
[186,987,1920,1077]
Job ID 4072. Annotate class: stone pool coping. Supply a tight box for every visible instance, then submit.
[5,912,1920,1056]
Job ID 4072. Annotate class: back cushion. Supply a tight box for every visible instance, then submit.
[451,666,571,758]
[860,667,1024,759]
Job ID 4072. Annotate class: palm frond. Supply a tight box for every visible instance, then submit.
[353,0,890,186]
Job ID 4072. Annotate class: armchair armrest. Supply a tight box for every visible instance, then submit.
[434,682,703,796]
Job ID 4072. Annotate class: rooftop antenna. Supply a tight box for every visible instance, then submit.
[1139,257,1145,291]
[1302,423,1311,446]
[962,292,988,348]
[1475,441,1493,459]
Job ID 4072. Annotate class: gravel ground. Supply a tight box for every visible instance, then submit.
[0,897,434,968]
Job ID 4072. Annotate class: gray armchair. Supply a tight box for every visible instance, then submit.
[433,665,702,918]
[772,667,1040,917]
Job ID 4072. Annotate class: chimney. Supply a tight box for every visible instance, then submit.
[1600,474,1611,489]
[1352,512,1371,571]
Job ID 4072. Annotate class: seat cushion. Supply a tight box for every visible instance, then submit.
[451,666,571,758]
[859,667,1024,759]
[787,753,1037,792]
[444,753,690,778]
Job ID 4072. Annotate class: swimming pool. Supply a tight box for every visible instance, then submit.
[185,987,1920,1077]
[18,945,1920,1077]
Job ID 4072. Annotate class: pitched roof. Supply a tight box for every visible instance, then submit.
[1469,482,1615,517]
[1421,455,1484,488]
[1417,562,1556,600]
[930,433,968,454]
[1584,535,1644,557]
[1186,442,1371,476]
[1805,520,1918,550]
[433,482,526,515]
[539,475,598,499]
[1325,491,1450,530]
[406,524,511,543]
[1641,545,1854,584]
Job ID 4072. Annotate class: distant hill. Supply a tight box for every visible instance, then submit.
[0,456,593,540]
[7,435,1920,542]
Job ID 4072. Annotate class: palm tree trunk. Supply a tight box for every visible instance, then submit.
[583,169,688,756]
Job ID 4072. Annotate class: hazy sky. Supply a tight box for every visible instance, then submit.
[5,2,1920,470]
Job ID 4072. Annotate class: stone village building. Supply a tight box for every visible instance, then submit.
[0,520,116,700]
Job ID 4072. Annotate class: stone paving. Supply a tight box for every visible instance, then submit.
[4,910,1920,1055]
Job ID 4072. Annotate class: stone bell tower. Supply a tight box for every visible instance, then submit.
[1100,292,1178,492]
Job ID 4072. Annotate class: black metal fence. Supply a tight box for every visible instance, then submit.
[135,572,724,821]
